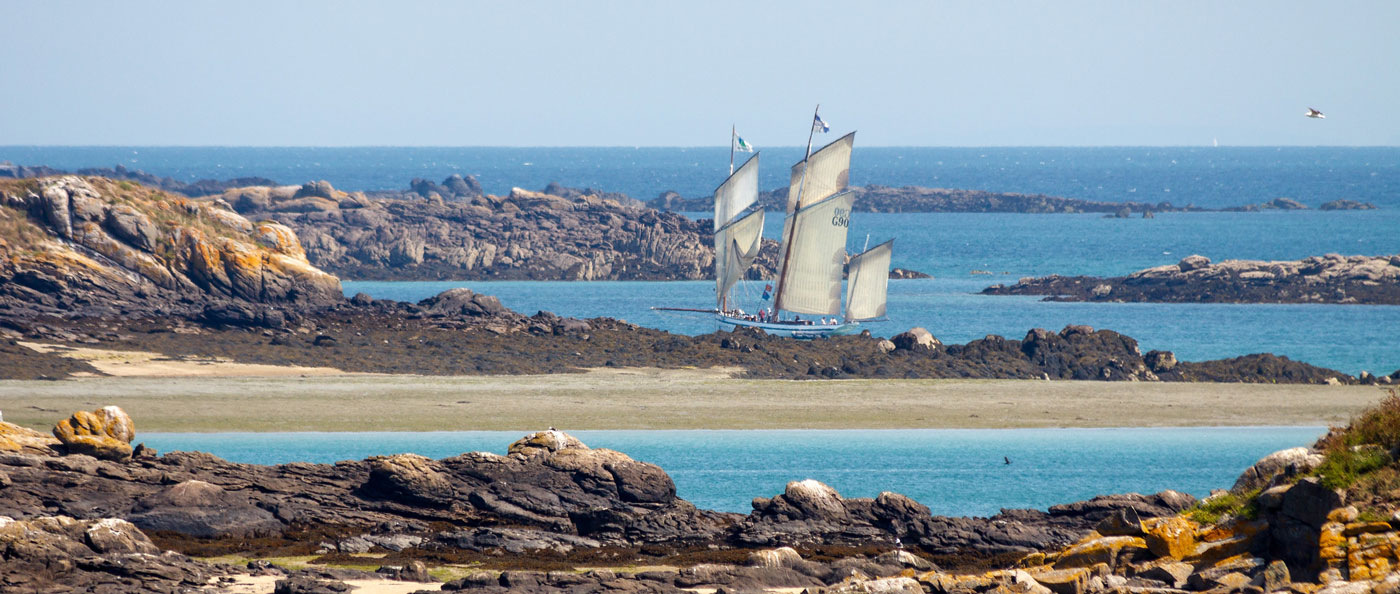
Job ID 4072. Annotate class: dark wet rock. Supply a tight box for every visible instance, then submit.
[1320,199,1378,211]
[891,327,940,352]
[419,288,513,318]
[274,576,354,593]
[985,252,1400,305]
[0,515,226,592]
[1223,197,1309,212]
[129,479,284,539]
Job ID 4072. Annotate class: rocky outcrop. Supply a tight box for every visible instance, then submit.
[0,430,732,557]
[649,185,1198,214]
[0,176,343,322]
[52,405,135,461]
[225,180,716,282]
[733,479,1192,556]
[0,515,226,593]
[1321,199,1379,211]
[2,294,1366,383]
[1222,197,1310,211]
[0,161,277,197]
[0,419,60,455]
[984,253,1400,305]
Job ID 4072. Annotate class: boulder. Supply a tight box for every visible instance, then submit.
[1142,516,1196,559]
[293,180,337,200]
[363,454,455,506]
[52,406,135,461]
[508,429,588,457]
[419,288,511,318]
[891,327,940,352]
[1144,350,1177,372]
[1094,507,1143,536]
[83,517,160,555]
[748,546,803,568]
[1232,447,1325,492]
[1177,255,1212,272]
[780,479,847,520]
[128,480,284,539]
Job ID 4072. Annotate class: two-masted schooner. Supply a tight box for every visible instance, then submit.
[662,108,893,339]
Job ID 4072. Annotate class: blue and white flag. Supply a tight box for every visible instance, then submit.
[733,134,753,153]
[812,113,830,133]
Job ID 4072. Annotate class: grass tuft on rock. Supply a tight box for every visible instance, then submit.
[1312,387,1400,507]
[1187,488,1260,524]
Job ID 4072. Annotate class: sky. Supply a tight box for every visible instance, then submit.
[2,0,1397,147]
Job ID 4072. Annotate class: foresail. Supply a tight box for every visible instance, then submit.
[714,153,759,230]
[844,240,893,321]
[715,209,765,307]
[785,132,854,214]
[774,191,855,315]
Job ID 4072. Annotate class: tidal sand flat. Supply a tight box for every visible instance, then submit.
[0,369,1385,432]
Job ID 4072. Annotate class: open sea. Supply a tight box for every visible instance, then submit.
[5,147,1394,511]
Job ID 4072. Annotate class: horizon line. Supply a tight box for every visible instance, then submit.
[4,144,1399,150]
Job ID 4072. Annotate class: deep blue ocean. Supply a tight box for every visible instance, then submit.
[138,427,1324,517]
[4,146,1397,373]
[3,146,1398,209]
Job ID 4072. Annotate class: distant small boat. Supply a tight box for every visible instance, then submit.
[1306,107,1326,119]
[1213,138,1219,147]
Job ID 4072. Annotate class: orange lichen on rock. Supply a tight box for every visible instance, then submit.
[52,406,135,461]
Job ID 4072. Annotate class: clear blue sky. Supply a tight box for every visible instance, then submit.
[3,0,1396,146]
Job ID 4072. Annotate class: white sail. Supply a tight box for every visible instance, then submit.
[844,240,893,321]
[774,191,855,315]
[715,209,765,309]
[785,132,854,213]
[714,153,759,230]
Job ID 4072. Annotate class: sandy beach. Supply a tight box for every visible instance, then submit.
[0,365,1384,432]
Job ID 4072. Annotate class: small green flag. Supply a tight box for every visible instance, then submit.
[733,135,753,153]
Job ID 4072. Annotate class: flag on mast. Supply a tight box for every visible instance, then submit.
[733,133,753,153]
[812,112,830,133]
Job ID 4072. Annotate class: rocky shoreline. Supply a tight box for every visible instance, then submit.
[5,175,1386,384]
[5,403,1400,594]
[983,254,1400,306]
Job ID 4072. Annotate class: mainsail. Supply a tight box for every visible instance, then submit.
[844,240,893,321]
[784,132,855,213]
[714,209,764,309]
[774,191,855,315]
[714,153,759,231]
[773,132,856,312]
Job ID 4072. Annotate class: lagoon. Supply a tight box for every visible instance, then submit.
[139,426,1323,517]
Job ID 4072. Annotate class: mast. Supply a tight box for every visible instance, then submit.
[772,104,821,316]
[730,124,736,175]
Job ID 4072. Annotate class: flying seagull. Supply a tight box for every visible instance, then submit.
[1003,456,1011,465]
[1306,107,1325,119]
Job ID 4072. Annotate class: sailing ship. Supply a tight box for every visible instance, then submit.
[684,108,893,339]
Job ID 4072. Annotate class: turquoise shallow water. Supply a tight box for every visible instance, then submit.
[137,427,1325,517]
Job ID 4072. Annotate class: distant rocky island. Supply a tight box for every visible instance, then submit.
[650,184,1380,214]
[983,254,1400,306]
